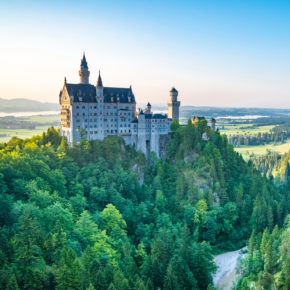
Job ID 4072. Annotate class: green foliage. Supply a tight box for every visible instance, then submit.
[0,125,289,289]
[237,215,290,289]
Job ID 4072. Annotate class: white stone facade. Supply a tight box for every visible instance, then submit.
[59,55,180,157]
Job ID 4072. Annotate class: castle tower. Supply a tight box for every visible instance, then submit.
[145,102,151,114]
[79,53,90,84]
[96,70,103,97]
[210,118,216,131]
[168,87,180,121]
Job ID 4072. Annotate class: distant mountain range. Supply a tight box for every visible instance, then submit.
[0,98,59,113]
[1,98,289,118]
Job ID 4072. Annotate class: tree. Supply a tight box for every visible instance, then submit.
[53,247,82,290]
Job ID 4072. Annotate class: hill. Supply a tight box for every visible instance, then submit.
[0,98,59,113]
[0,122,289,289]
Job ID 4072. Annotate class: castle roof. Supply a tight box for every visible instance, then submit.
[64,83,96,102]
[96,71,103,88]
[170,87,178,93]
[193,116,205,121]
[144,113,167,119]
[81,53,88,69]
[103,87,135,103]
[62,83,136,104]
[152,113,167,119]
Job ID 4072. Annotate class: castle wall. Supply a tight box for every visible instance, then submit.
[59,58,180,158]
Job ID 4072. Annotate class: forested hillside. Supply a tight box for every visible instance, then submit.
[236,215,290,289]
[0,121,289,289]
[251,150,290,184]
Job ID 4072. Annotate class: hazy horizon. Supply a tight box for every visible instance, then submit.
[1,0,289,108]
[2,96,290,111]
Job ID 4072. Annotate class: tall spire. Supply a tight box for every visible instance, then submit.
[81,52,88,69]
[79,52,90,84]
[96,70,103,88]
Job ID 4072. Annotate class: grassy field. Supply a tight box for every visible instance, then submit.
[217,119,289,158]
[0,125,59,143]
[0,114,59,143]
[24,114,59,124]
[219,122,274,136]
[234,140,290,159]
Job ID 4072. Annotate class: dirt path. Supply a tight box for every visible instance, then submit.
[213,247,247,290]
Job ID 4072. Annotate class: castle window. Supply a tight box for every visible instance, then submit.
[76,106,79,109]
[94,106,97,109]
[94,131,97,134]
[83,113,85,116]
[82,106,85,109]
[76,113,79,116]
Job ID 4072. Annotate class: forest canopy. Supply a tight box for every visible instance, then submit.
[0,122,289,289]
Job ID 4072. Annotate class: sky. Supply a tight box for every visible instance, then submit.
[0,0,289,108]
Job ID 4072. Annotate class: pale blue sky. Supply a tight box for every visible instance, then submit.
[0,0,289,107]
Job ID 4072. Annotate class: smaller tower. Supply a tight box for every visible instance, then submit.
[168,87,180,121]
[210,118,216,131]
[79,53,90,84]
[145,102,152,114]
[96,70,104,97]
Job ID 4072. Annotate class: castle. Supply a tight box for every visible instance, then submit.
[59,54,180,157]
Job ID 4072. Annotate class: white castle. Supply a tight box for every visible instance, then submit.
[59,54,180,157]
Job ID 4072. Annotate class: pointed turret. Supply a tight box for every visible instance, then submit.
[79,53,90,84]
[96,70,103,88]
[81,53,88,69]
[145,102,151,114]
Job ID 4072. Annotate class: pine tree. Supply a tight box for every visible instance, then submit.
[260,228,270,256]
[53,247,82,290]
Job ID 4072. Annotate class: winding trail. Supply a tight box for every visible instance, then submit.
[213,247,247,290]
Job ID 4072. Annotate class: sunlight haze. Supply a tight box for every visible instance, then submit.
[0,0,289,108]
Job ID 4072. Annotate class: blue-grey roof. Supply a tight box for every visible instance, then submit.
[131,119,138,123]
[193,116,205,121]
[103,87,135,103]
[62,83,136,104]
[170,87,178,93]
[81,54,88,69]
[152,113,167,119]
[144,113,167,119]
[65,83,96,102]
[96,71,103,88]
